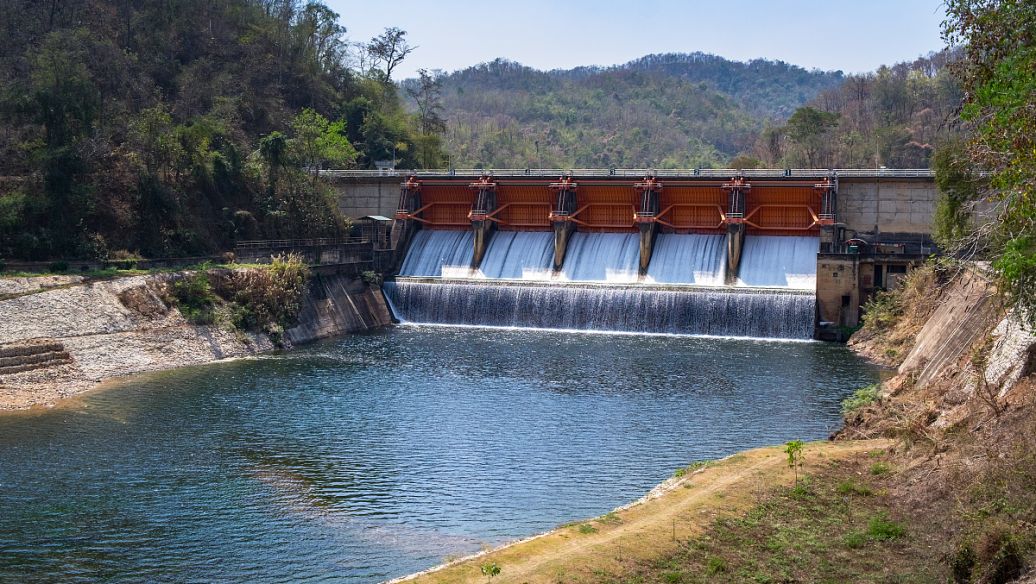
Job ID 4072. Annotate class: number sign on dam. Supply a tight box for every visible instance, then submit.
[331,169,938,340]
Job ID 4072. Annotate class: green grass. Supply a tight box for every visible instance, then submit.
[603,453,937,583]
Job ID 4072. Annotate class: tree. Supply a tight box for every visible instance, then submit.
[785,106,840,167]
[407,69,447,135]
[365,27,415,82]
[943,0,1036,325]
[289,108,357,179]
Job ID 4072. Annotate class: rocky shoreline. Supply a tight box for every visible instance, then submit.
[0,271,391,410]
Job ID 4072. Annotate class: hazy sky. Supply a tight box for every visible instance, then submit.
[325,0,948,79]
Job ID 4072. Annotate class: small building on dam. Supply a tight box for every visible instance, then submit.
[329,169,938,340]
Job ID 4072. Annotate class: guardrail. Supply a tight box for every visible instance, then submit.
[234,237,369,249]
[322,168,936,179]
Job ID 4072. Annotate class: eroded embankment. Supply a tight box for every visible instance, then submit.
[0,271,391,410]
[395,440,890,584]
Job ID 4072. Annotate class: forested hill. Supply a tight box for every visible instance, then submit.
[0,0,443,261]
[423,54,844,168]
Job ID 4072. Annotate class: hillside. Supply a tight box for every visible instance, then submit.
[423,54,844,169]
[0,0,442,261]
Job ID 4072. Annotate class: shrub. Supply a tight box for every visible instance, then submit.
[221,253,309,332]
[48,261,69,273]
[842,384,881,416]
[866,512,905,541]
[167,273,218,324]
[869,462,891,476]
[0,259,6,272]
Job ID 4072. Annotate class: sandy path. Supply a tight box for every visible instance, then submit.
[398,439,890,584]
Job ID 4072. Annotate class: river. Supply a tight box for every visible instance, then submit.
[0,326,879,582]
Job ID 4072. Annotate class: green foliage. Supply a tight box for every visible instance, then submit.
[576,523,598,534]
[0,1,441,261]
[785,106,840,167]
[842,384,881,416]
[290,108,357,175]
[943,1,1036,326]
[221,254,310,335]
[836,480,874,497]
[869,462,891,476]
[932,139,979,248]
[866,512,905,541]
[168,273,219,325]
[784,440,804,484]
[427,56,831,168]
[479,561,500,581]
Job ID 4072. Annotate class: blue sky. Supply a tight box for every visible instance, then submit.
[325,0,947,79]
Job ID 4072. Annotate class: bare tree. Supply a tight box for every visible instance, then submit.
[407,69,446,135]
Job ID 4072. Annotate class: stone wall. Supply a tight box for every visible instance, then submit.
[285,274,392,344]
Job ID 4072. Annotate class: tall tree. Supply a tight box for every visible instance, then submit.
[943,0,1036,323]
[785,106,840,167]
[364,27,415,82]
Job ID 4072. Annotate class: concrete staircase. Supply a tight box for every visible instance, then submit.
[0,340,73,375]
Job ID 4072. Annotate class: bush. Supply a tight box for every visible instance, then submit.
[220,253,309,333]
[167,273,218,324]
[48,261,69,273]
[842,384,881,416]
[866,512,905,541]
[0,259,6,272]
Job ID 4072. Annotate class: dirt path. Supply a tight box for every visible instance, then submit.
[396,439,891,584]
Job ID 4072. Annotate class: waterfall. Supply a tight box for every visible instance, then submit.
[736,236,819,290]
[384,280,816,340]
[398,230,475,278]
[474,231,554,280]
[559,233,640,283]
[644,234,726,286]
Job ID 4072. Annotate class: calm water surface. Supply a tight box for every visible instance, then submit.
[0,326,880,582]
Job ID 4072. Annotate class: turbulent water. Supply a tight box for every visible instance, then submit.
[644,234,726,286]
[736,235,820,290]
[385,280,816,339]
[0,327,880,582]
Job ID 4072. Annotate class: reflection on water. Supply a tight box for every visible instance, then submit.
[0,326,880,582]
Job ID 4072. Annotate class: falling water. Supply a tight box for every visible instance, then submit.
[384,280,816,339]
[736,236,819,290]
[390,230,819,339]
[398,230,475,278]
[559,233,640,283]
[474,231,554,280]
[644,234,726,286]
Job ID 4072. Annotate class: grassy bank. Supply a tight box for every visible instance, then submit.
[400,440,894,584]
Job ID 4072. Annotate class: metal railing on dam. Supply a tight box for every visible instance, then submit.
[323,168,935,179]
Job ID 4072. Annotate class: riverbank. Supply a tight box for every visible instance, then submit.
[397,440,893,583]
[397,263,1036,582]
[0,270,391,410]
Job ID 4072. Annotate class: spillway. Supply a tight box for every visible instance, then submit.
[644,234,726,286]
[736,236,819,290]
[384,280,816,339]
[474,231,554,280]
[559,233,640,283]
[398,230,475,278]
[390,229,819,340]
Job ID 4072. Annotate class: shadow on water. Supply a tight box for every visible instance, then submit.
[0,326,880,582]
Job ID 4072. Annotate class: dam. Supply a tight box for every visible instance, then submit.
[344,169,937,340]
